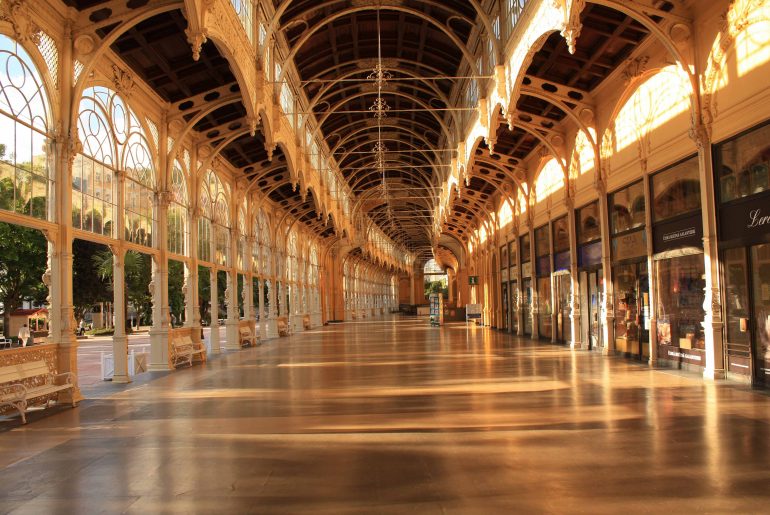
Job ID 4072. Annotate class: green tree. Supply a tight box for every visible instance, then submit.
[0,221,48,337]
[424,279,448,300]
[168,260,185,326]
[198,265,210,325]
[93,249,152,330]
[72,239,112,324]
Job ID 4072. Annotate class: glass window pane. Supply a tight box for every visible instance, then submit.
[535,225,550,256]
[610,181,645,234]
[652,157,700,222]
[552,216,569,252]
[577,201,601,244]
[717,123,770,202]
[654,254,706,349]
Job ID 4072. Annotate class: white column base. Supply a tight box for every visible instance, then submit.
[112,335,131,383]
[311,312,322,328]
[225,320,240,350]
[291,314,304,333]
[149,328,172,371]
[266,318,278,339]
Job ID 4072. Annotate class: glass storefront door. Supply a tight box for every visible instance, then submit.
[509,280,518,334]
[581,268,604,350]
[523,278,532,336]
[538,276,552,339]
[726,245,770,385]
[556,274,571,344]
[501,283,509,331]
[751,244,770,385]
[613,261,650,360]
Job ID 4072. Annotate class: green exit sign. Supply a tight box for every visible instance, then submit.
[468,276,479,285]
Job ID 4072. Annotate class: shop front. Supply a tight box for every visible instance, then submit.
[508,240,519,334]
[521,233,533,336]
[501,261,509,331]
[716,122,770,386]
[535,224,552,340]
[609,180,649,360]
[576,201,604,351]
[552,216,571,344]
[651,157,706,371]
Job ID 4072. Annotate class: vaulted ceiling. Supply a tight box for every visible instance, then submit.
[71,0,676,267]
[274,0,482,258]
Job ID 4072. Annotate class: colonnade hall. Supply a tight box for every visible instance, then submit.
[3,0,770,512]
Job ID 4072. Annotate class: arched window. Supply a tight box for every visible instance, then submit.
[613,65,691,154]
[258,210,271,276]
[197,170,229,266]
[0,35,54,220]
[287,229,297,283]
[76,86,156,244]
[238,203,247,270]
[197,185,212,262]
[535,158,564,201]
[168,160,188,256]
[309,245,319,287]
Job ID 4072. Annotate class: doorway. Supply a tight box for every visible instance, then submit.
[501,283,509,331]
[509,280,518,334]
[580,268,604,351]
[522,278,532,336]
[555,273,571,344]
[613,261,649,360]
[723,244,770,386]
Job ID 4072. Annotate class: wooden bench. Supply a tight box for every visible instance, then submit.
[182,335,206,363]
[170,335,207,368]
[277,316,291,337]
[0,360,77,424]
[238,326,258,347]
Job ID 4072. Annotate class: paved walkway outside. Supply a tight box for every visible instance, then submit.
[77,326,233,386]
[2,316,770,514]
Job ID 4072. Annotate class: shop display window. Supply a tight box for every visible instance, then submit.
[535,225,550,256]
[610,181,645,234]
[538,276,552,339]
[509,241,518,267]
[654,254,706,350]
[577,201,601,244]
[651,157,701,222]
[553,216,570,253]
[500,244,508,269]
[717,122,770,203]
[613,261,649,357]
[520,233,531,263]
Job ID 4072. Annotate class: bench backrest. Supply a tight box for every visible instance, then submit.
[171,338,191,349]
[181,335,193,345]
[239,327,251,335]
[0,360,50,384]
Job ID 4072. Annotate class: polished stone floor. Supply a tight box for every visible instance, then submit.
[1,316,770,514]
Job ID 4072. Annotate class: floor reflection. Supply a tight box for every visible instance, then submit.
[1,316,770,513]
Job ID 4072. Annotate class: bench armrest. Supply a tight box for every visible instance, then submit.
[0,383,26,399]
[52,372,77,386]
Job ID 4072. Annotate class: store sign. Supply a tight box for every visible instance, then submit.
[653,213,703,252]
[720,192,770,246]
[579,241,603,268]
[509,265,517,281]
[658,344,705,367]
[501,268,509,283]
[612,230,646,262]
[522,261,532,278]
[554,251,570,272]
